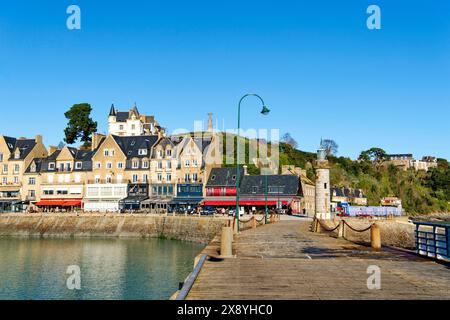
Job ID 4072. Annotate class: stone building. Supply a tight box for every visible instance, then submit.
[0,135,48,212]
[331,187,367,206]
[25,146,95,211]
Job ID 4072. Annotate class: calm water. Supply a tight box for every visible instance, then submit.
[0,237,203,300]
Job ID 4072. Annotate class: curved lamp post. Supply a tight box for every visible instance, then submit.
[236,94,270,232]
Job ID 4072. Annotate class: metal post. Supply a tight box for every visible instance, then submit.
[265,174,268,224]
[236,94,270,233]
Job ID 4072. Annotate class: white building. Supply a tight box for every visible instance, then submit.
[108,104,162,137]
[83,183,128,212]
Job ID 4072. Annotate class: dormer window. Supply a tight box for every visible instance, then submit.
[75,162,82,170]
[211,175,216,181]
[14,150,20,159]
[48,162,55,170]
[138,149,148,156]
[30,164,36,173]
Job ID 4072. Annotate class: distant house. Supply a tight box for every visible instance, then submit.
[331,187,367,206]
[385,154,438,172]
[381,196,402,208]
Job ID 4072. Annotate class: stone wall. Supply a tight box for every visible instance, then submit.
[0,214,231,244]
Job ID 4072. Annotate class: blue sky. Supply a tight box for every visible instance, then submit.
[0,0,449,160]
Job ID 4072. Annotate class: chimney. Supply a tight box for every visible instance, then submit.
[48,145,58,155]
[243,165,248,176]
[35,135,43,145]
[92,133,106,151]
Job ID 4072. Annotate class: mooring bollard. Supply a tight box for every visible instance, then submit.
[220,226,233,258]
[338,221,344,238]
[371,223,381,251]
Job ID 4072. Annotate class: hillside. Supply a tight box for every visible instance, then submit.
[218,132,450,215]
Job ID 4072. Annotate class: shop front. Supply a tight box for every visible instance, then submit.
[36,198,83,212]
[119,183,149,211]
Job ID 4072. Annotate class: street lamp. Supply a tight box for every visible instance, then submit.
[236,94,270,232]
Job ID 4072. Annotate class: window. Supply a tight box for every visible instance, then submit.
[132,174,138,183]
[132,160,139,169]
[211,175,216,181]
[167,161,172,169]
[75,162,82,170]
[252,186,258,193]
[143,174,148,183]
[119,125,124,130]
[117,162,124,169]
[142,161,149,169]
[2,164,7,173]
[95,162,101,169]
[106,176,112,184]
[0,153,3,162]
[192,173,198,182]
[166,149,172,157]
[192,159,198,167]
[95,176,101,184]
[324,183,327,189]
[106,162,112,169]
[57,190,69,195]
[185,173,190,182]
[104,149,109,157]
[43,190,54,195]
[158,161,163,169]
[29,190,36,198]
[185,160,190,167]
[29,177,36,185]
[166,173,171,182]
[138,149,148,156]
[14,151,20,159]
[157,173,162,182]
[2,177,7,184]
[14,164,20,173]
[131,124,136,130]
[13,177,19,184]
[48,163,55,170]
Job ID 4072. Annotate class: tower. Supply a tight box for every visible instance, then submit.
[314,141,331,219]
[207,113,213,133]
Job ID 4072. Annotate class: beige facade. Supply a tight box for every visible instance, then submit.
[0,135,47,211]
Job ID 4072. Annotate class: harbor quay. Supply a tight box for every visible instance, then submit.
[182,218,450,300]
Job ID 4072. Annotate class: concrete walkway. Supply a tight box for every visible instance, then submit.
[187,221,450,300]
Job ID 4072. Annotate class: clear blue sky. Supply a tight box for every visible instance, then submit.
[0,0,449,160]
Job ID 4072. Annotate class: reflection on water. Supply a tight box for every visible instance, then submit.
[0,237,203,300]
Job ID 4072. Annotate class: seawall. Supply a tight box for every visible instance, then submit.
[0,214,231,244]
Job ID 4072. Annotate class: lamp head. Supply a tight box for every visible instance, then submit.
[260,105,270,116]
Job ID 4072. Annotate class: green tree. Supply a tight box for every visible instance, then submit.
[358,147,387,163]
[64,103,97,148]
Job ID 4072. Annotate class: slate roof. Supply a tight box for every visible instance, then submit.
[112,135,159,159]
[24,158,44,174]
[206,167,245,187]
[116,112,130,122]
[240,175,300,196]
[8,138,37,161]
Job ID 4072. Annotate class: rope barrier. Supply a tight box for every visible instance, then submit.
[317,219,340,232]
[255,216,265,223]
[343,220,373,233]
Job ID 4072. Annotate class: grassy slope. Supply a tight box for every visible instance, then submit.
[216,132,450,215]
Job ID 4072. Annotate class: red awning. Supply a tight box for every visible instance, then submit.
[203,200,288,206]
[36,200,65,206]
[62,200,82,207]
[36,199,82,207]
